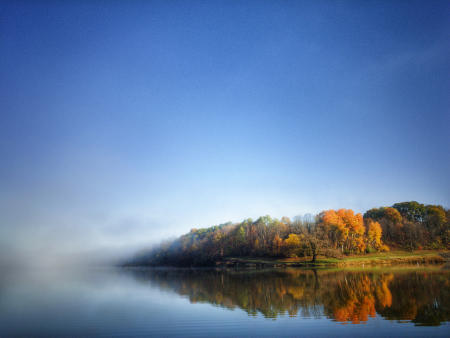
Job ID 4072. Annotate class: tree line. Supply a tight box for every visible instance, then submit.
[129,201,449,266]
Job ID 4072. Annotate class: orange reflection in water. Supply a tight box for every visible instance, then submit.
[134,268,449,326]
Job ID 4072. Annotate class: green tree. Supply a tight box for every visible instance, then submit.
[392,201,426,222]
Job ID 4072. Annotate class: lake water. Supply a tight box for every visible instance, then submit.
[1,266,449,337]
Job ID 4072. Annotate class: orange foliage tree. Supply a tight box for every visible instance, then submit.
[319,209,366,253]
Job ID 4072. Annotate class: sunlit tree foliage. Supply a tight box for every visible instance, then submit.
[129,201,449,267]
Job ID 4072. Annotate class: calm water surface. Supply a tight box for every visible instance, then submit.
[1,266,449,337]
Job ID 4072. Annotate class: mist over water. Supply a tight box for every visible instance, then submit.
[0,198,172,268]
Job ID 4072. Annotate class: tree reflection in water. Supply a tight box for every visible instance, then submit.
[130,268,450,326]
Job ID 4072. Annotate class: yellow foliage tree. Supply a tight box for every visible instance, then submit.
[283,233,302,257]
[366,220,383,251]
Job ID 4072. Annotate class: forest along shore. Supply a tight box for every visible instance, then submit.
[126,202,449,268]
[215,250,448,268]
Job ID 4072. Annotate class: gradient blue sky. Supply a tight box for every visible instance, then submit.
[1,1,449,263]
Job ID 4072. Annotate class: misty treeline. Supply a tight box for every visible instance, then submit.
[130,201,449,266]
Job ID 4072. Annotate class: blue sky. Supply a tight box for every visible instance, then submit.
[1,1,449,263]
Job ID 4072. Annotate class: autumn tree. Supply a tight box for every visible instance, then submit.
[272,234,283,256]
[424,205,448,247]
[364,207,403,243]
[365,220,387,252]
[319,209,365,254]
[283,234,302,257]
[302,233,328,263]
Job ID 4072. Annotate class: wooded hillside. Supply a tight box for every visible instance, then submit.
[129,201,449,266]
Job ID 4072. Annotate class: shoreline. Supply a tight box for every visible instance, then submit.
[124,250,449,269]
[215,250,448,268]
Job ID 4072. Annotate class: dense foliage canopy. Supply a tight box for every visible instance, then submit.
[130,201,449,266]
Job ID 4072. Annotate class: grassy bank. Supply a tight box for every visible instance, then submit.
[217,250,448,268]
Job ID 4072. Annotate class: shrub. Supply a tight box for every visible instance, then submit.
[380,244,390,252]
